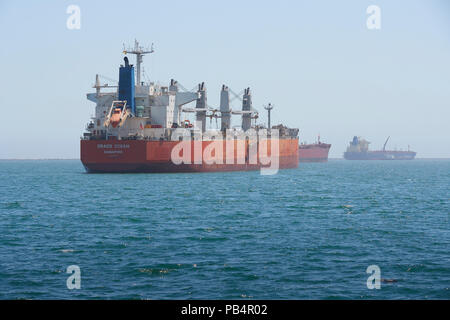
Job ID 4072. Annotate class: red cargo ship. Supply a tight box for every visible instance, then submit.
[81,139,299,173]
[298,136,331,162]
[80,41,299,173]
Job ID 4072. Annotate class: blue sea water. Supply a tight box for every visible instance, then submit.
[0,159,449,299]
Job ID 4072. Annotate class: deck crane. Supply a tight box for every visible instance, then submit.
[383,136,390,151]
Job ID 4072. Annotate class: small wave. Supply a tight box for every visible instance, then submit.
[138,268,171,275]
[381,278,399,283]
[2,201,23,209]
[60,249,74,253]
[138,264,185,275]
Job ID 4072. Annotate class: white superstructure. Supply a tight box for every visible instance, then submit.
[83,41,263,142]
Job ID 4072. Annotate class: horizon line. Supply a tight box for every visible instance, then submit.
[1,158,450,161]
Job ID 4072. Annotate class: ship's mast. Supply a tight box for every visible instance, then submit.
[123,40,154,86]
[264,103,274,129]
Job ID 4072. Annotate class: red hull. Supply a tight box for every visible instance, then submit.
[298,143,331,162]
[81,139,299,173]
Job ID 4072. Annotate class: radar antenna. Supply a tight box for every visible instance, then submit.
[123,40,154,86]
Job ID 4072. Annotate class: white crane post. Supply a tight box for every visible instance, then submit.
[220,85,231,131]
[196,82,207,132]
[242,87,252,131]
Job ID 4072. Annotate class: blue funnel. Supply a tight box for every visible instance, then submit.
[118,57,135,114]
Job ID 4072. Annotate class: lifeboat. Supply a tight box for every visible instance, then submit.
[110,108,122,128]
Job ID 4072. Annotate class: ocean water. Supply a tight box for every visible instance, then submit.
[0,159,449,300]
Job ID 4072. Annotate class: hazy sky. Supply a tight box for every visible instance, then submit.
[0,0,449,158]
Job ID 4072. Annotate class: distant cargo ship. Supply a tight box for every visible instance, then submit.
[298,136,331,162]
[80,41,299,173]
[344,136,416,160]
